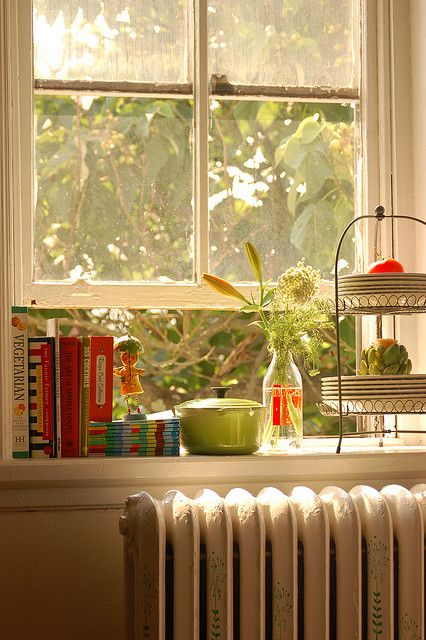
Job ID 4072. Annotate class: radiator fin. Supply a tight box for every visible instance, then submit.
[258,487,297,639]
[381,485,424,639]
[350,486,394,639]
[163,490,200,639]
[291,486,330,640]
[320,486,362,639]
[195,489,233,639]
[225,488,266,639]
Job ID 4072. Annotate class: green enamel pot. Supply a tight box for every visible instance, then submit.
[175,387,266,455]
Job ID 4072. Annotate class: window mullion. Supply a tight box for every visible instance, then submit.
[194,0,209,283]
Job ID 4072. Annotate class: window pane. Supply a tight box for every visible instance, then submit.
[208,0,359,88]
[34,95,193,282]
[34,0,191,83]
[209,100,356,280]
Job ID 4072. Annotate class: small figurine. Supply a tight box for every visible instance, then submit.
[113,334,146,416]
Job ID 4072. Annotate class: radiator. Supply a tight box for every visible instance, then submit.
[119,484,426,639]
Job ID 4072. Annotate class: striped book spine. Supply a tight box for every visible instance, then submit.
[28,337,56,458]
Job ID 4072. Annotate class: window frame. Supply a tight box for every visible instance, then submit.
[18,0,369,310]
[2,0,418,458]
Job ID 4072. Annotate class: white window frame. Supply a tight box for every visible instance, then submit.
[2,0,423,458]
[13,0,373,309]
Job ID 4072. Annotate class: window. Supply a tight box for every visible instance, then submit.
[26,0,362,308]
[1,0,393,456]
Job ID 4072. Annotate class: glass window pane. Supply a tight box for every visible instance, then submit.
[34,95,193,282]
[34,0,191,83]
[208,0,359,88]
[209,100,356,280]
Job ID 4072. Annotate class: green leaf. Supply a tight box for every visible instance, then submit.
[240,304,258,313]
[290,201,337,270]
[298,151,332,195]
[280,137,307,169]
[287,181,299,216]
[294,116,324,144]
[256,101,281,129]
[261,289,275,305]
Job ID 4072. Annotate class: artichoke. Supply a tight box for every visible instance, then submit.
[359,338,412,375]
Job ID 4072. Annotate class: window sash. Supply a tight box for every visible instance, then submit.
[24,0,365,309]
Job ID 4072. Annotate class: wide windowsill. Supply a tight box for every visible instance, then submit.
[1,439,426,510]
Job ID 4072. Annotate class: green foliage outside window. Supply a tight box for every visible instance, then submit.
[34,88,357,435]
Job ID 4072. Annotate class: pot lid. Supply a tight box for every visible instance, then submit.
[176,397,264,411]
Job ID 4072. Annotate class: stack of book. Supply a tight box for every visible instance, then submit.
[88,417,181,457]
[8,307,121,457]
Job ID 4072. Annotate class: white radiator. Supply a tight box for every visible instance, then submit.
[119,484,426,639]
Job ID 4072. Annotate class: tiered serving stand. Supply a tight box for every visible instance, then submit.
[318,205,426,453]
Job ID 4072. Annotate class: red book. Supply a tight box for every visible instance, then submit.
[60,337,80,457]
[89,336,113,422]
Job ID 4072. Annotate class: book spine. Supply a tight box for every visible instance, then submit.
[46,318,61,457]
[89,336,114,423]
[60,337,79,457]
[29,338,55,458]
[11,307,29,458]
[79,336,91,457]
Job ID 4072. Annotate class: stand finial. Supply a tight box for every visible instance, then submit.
[375,205,385,219]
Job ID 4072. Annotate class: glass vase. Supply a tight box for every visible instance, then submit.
[262,350,303,449]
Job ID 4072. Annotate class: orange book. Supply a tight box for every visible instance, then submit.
[89,336,113,423]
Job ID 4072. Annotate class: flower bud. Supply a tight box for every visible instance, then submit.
[245,241,262,283]
[202,273,247,302]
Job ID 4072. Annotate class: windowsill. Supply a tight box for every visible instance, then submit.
[1,439,426,511]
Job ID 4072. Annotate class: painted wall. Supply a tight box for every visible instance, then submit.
[1,449,426,640]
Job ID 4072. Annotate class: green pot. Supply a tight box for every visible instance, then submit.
[175,391,266,455]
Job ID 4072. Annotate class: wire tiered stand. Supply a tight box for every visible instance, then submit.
[318,205,426,453]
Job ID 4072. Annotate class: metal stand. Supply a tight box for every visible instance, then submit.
[333,205,426,453]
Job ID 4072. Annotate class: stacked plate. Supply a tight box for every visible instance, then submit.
[336,273,426,313]
[321,374,426,414]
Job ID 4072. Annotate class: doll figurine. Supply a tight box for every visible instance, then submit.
[113,334,146,415]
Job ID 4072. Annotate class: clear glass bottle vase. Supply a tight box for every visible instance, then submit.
[262,350,303,449]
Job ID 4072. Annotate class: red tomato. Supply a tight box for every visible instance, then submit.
[367,258,405,273]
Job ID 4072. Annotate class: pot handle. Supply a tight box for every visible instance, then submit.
[211,386,231,398]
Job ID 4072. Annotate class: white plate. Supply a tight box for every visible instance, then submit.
[323,375,426,382]
[338,285,426,291]
[321,398,426,414]
[339,273,426,280]
[321,391,426,399]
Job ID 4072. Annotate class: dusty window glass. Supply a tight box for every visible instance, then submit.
[34,0,192,83]
[208,0,359,88]
[34,95,193,282]
[208,100,356,281]
[33,1,194,282]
